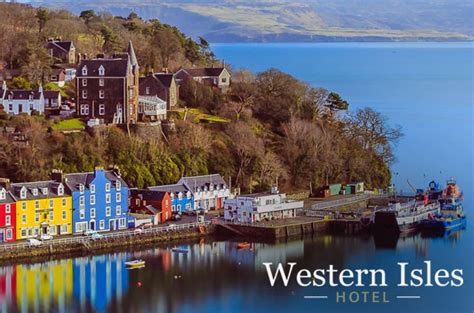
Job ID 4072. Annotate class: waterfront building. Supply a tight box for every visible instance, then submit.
[148,183,194,213]
[175,67,231,93]
[76,41,139,125]
[8,180,72,240]
[137,94,167,122]
[129,189,172,223]
[139,72,178,110]
[178,174,231,211]
[0,181,16,242]
[0,82,45,115]
[224,187,303,223]
[59,168,130,234]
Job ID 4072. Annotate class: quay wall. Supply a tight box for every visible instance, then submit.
[0,223,214,262]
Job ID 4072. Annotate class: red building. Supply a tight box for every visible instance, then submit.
[130,189,172,224]
[0,181,16,243]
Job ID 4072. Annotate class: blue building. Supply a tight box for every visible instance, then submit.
[148,183,194,213]
[58,167,130,233]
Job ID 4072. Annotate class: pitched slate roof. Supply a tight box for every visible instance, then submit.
[4,89,42,100]
[10,181,65,200]
[0,188,15,204]
[64,170,128,192]
[130,189,168,202]
[178,174,227,192]
[43,91,60,99]
[77,59,129,77]
[148,183,189,194]
[154,73,174,87]
[181,68,226,77]
[47,41,74,53]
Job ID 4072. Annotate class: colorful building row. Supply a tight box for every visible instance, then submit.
[0,167,130,243]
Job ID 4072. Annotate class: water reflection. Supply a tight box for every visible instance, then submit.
[0,225,468,313]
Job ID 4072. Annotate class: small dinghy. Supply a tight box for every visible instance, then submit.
[171,247,189,253]
[237,242,251,249]
[125,259,145,268]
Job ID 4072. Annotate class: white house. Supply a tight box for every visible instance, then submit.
[138,95,167,121]
[178,174,232,211]
[175,67,231,93]
[224,188,303,223]
[0,82,45,115]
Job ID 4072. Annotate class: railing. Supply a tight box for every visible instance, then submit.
[309,194,371,210]
[0,221,210,251]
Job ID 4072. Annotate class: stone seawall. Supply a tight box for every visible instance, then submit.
[0,225,215,262]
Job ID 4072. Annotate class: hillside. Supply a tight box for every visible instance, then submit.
[23,0,473,42]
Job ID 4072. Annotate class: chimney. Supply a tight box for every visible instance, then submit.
[0,178,11,189]
[96,53,105,59]
[51,169,65,183]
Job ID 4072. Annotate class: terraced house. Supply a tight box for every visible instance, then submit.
[57,168,130,234]
[9,180,72,240]
[0,180,16,242]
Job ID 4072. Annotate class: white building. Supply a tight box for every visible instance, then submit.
[0,82,45,115]
[224,188,303,223]
[138,95,167,121]
[178,174,232,211]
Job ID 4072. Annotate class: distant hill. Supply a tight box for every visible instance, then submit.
[24,0,474,42]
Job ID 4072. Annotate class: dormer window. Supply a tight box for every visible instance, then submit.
[98,65,105,76]
[90,184,95,194]
[79,184,85,194]
[29,94,33,101]
[32,188,38,196]
[20,187,27,199]
[8,94,12,101]
[58,185,64,196]
[116,181,121,191]
[0,189,5,200]
[42,187,48,195]
[82,66,88,76]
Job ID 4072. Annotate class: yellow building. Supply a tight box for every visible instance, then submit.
[10,181,72,240]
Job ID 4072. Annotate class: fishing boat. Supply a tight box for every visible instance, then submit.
[125,259,146,268]
[237,242,251,249]
[374,196,441,233]
[171,247,189,253]
[421,179,466,231]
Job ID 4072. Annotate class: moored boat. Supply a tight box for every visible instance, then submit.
[237,242,251,249]
[125,259,146,268]
[374,197,441,234]
[171,247,189,253]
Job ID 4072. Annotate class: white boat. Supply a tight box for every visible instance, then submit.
[125,259,145,268]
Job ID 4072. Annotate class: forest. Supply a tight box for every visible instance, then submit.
[0,3,402,193]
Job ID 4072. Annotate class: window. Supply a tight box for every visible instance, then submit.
[50,212,54,221]
[62,198,66,207]
[8,104,12,111]
[0,189,5,200]
[35,201,39,209]
[51,75,58,81]
[99,104,105,115]
[21,229,27,237]
[79,209,85,219]
[22,202,26,210]
[99,78,104,86]
[62,210,66,220]
[49,199,54,208]
[82,66,87,76]
[5,204,10,213]
[98,65,105,76]
[119,218,126,227]
[32,188,38,196]
[58,185,64,196]
[171,205,175,211]
[60,225,68,234]
[99,90,104,99]
[6,229,12,240]
[106,207,111,216]
[90,184,95,193]
[42,188,48,195]
[116,192,121,202]
[116,181,121,191]
[99,220,105,230]
[79,196,85,207]
[177,204,181,212]
[35,213,39,223]
[82,79,87,87]
[146,87,150,95]
[222,77,227,83]
[79,184,85,193]
[82,90,87,99]
[80,104,89,115]
[5,215,11,226]
[106,194,111,204]
[90,208,96,218]
[105,183,111,192]
[90,195,96,205]
[116,206,121,216]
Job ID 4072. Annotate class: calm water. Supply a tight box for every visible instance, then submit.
[1,42,473,313]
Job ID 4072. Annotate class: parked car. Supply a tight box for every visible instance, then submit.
[27,238,42,246]
[134,228,144,233]
[83,230,98,236]
[91,233,103,241]
[40,234,53,241]
[137,223,153,230]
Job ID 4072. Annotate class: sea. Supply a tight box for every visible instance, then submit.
[0,42,472,313]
